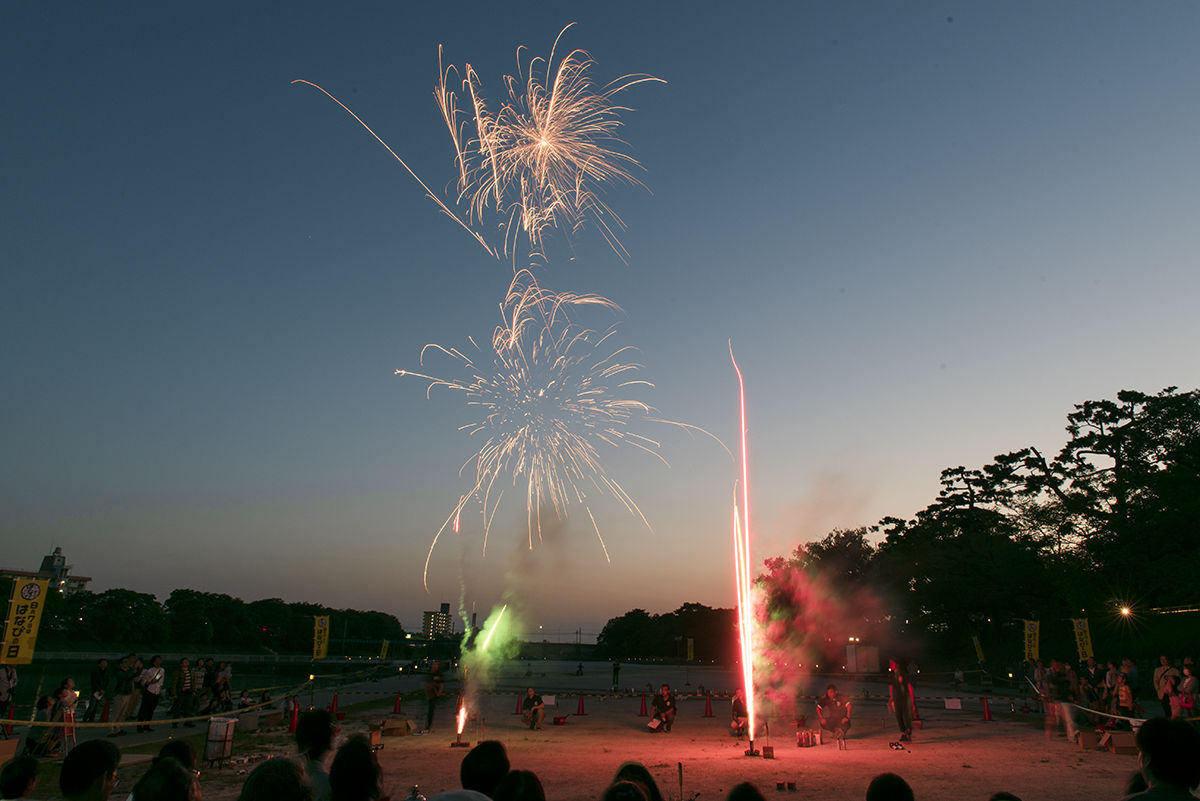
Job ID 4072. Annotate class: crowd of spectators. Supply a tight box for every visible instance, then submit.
[1027,653,1196,737]
[3,716,1197,801]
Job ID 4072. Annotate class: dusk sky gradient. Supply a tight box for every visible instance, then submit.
[4,2,1198,637]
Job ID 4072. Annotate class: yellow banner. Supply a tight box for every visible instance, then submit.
[1023,620,1039,662]
[1071,619,1094,660]
[972,635,985,663]
[379,639,389,659]
[313,616,330,659]
[2,580,50,665]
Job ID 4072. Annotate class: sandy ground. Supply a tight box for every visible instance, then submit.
[188,662,1138,801]
[17,662,1140,800]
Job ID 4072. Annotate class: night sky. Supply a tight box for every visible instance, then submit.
[4,2,1199,635]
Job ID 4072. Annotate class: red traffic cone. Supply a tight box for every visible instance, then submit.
[328,691,339,716]
[513,693,523,714]
[576,693,587,716]
[638,694,648,717]
[288,697,299,733]
[703,693,714,717]
[100,696,111,723]
[393,691,404,714]
[982,696,993,721]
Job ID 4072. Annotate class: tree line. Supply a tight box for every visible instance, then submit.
[598,387,1200,667]
[19,586,407,655]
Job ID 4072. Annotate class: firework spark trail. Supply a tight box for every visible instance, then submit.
[730,343,757,750]
[439,23,664,263]
[479,604,508,651]
[296,25,661,267]
[399,271,719,589]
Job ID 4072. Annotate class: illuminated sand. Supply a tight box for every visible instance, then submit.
[195,663,1136,801]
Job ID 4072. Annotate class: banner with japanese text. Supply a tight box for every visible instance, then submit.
[313,616,330,659]
[1071,618,1094,660]
[2,580,50,665]
[1022,620,1039,662]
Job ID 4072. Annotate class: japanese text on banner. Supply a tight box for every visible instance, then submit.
[2,580,50,665]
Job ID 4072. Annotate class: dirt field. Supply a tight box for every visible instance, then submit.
[178,662,1139,801]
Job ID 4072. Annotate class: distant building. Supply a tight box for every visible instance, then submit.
[422,602,453,640]
[0,546,92,595]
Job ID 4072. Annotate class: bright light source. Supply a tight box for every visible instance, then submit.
[1120,607,1132,617]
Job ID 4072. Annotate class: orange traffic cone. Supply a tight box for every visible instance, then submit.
[288,697,299,733]
[513,693,523,714]
[982,696,993,721]
[328,691,339,716]
[393,691,403,714]
[638,695,648,717]
[703,693,714,717]
[100,696,111,723]
[576,694,587,715]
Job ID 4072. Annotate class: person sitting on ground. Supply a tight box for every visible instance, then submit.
[329,734,382,801]
[492,770,545,801]
[612,762,664,801]
[1123,717,1200,799]
[727,783,766,801]
[817,683,852,745]
[650,684,676,733]
[59,739,121,801]
[0,754,39,800]
[865,772,914,801]
[459,740,509,798]
[521,687,545,731]
[238,757,313,801]
[730,687,749,738]
[295,709,334,801]
[129,756,200,801]
[238,690,255,710]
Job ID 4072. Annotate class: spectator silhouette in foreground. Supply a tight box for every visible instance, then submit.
[727,782,766,801]
[1123,717,1200,799]
[603,781,649,801]
[60,739,121,801]
[459,740,510,798]
[492,769,545,801]
[238,757,313,801]
[0,754,39,800]
[130,756,199,801]
[612,762,664,801]
[329,734,383,801]
[866,772,914,801]
[296,709,335,801]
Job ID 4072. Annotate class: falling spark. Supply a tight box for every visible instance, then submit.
[480,604,508,651]
[295,25,661,266]
[730,343,757,748]
[399,271,716,588]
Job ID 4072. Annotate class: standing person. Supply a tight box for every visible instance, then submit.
[611,661,621,690]
[423,661,445,732]
[82,659,109,723]
[1105,660,1121,713]
[1180,664,1197,717]
[0,664,17,715]
[730,687,748,738]
[650,684,676,733]
[136,656,165,732]
[887,659,915,742]
[521,687,545,730]
[1115,673,1136,729]
[1153,655,1180,719]
[107,655,137,737]
[170,658,196,728]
